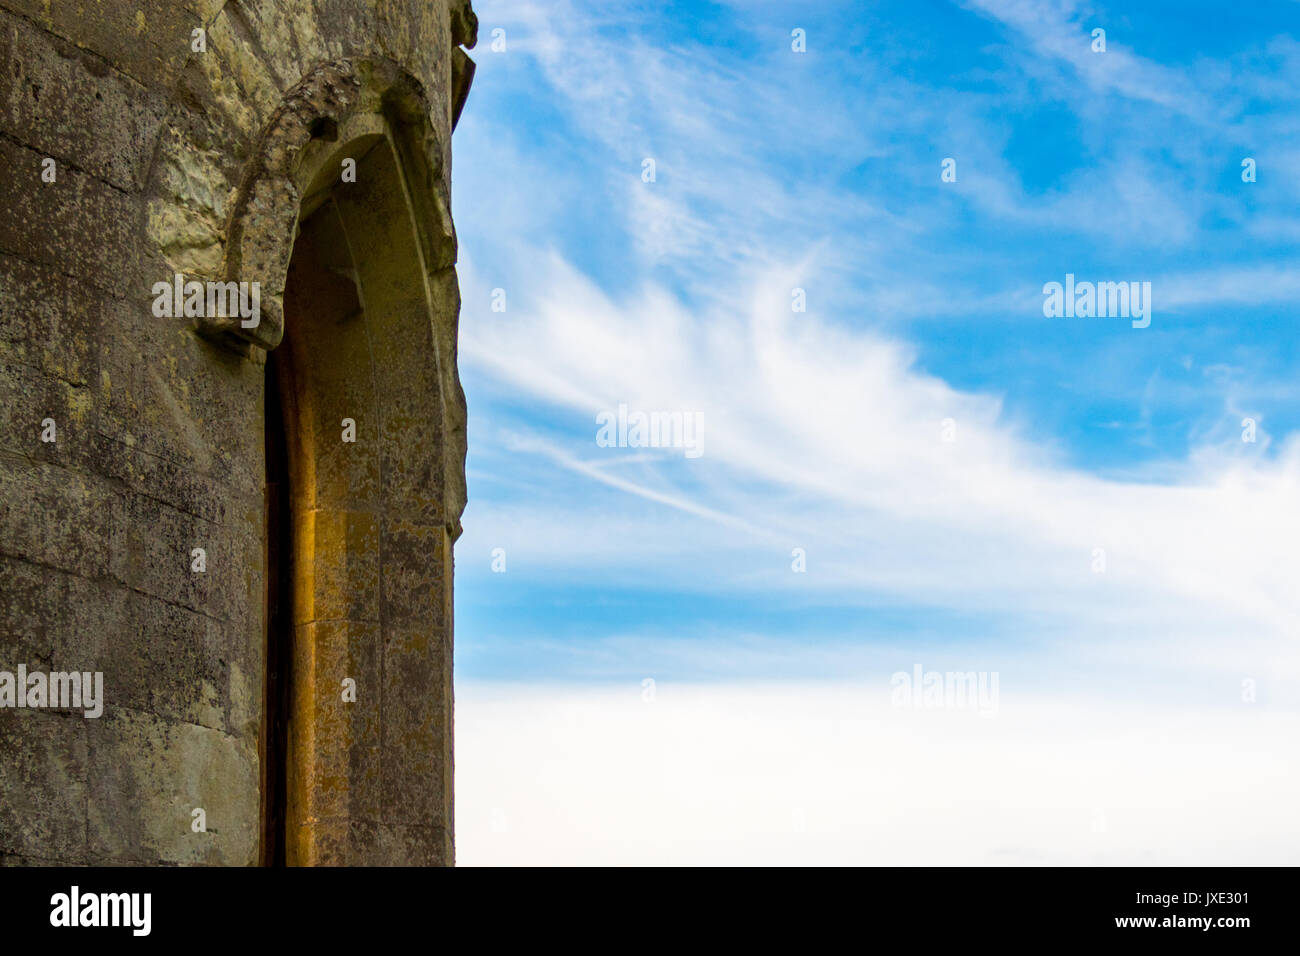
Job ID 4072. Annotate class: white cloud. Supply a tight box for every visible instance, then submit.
[457,681,1300,865]
[452,1,1300,864]
[961,0,1213,116]
[460,251,1300,646]
[1156,265,1300,311]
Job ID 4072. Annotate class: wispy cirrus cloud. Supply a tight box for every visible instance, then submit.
[452,0,1300,864]
[459,250,1300,647]
[455,0,1300,672]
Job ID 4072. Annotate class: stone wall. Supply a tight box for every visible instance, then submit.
[0,0,474,865]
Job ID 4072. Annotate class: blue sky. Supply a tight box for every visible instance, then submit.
[452,0,1299,678]
[448,0,1300,863]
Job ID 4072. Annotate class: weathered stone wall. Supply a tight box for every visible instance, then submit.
[0,0,474,865]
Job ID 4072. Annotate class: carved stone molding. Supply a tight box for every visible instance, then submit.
[201,58,458,354]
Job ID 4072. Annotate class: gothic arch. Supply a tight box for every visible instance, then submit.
[202,59,458,356]
[229,60,466,864]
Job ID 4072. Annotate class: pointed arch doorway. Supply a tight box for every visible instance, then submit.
[241,65,466,866]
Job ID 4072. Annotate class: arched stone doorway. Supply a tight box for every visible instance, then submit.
[0,1,475,868]
[211,61,467,866]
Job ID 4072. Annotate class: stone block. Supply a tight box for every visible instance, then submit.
[0,7,164,191]
[0,710,88,863]
[86,707,257,865]
[379,518,449,629]
[380,626,451,828]
[0,456,111,580]
[287,620,382,825]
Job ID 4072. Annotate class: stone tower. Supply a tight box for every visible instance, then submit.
[0,0,476,865]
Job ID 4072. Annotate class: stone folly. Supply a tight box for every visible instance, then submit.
[0,0,477,865]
